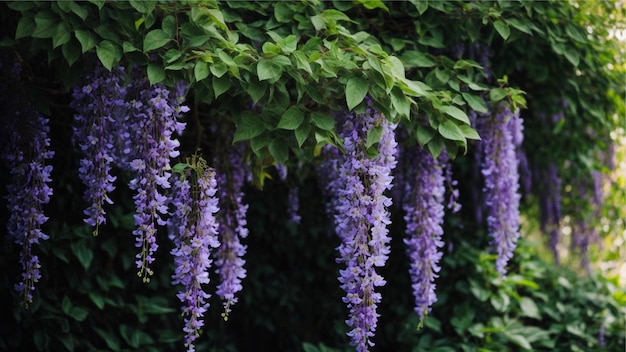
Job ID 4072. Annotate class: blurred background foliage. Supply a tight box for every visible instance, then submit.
[0,0,625,351]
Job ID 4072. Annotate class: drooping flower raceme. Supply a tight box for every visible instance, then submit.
[478,104,522,275]
[400,143,446,319]
[128,79,188,282]
[321,102,397,352]
[0,52,54,307]
[169,160,220,352]
[214,142,249,319]
[71,63,128,234]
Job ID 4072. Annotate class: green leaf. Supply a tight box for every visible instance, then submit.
[94,327,121,350]
[62,295,72,315]
[357,0,389,11]
[489,88,507,102]
[293,51,312,74]
[438,120,466,142]
[519,297,541,319]
[70,239,93,269]
[295,122,311,147]
[246,79,266,103]
[69,306,89,321]
[453,59,483,70]
[311,112,335,131]
[401,50,436,68]
[427,136,444,158]
[62,40,81,66]
[32,11,58,39]
[504,333,532,350]
[346,76,368,111]
[459,124,481,140]
[440,105,470,124]
[88,292,105,310]
[257,58,283,82]
[212,75,231,98]
[147,64,165,85]
[416,125,436,146]
[278,106,304,130]
[493,20,510,40]
[365,125,383,149]
[15,15,35,39]
[96,40,121,71]
[564,47,580,66]
[274,2,293,23]
[390,87,411,118]
[75,30,97,53]
[56,334,74,351]
[129,0,156,14]
[194,61,210,81]
[210,62,228,78]
[143,29,170,52]
[462,92,488,113]
[234,113,265,142]
[269,139,289,164]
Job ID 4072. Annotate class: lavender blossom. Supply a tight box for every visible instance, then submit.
[214,142,249,319]
[71,63,128,233]
[400,143,446,318]
[321,100,397,351]
[169,161,220,352]
[1,52,54,307]
[478,104,522,275]
[287,187,301,224]
[128,78,188,282]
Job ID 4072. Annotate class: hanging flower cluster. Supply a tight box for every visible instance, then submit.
[127,80,188,282]
[320,100,397,351]
[0,52,54,307]
[478,104,523,275]
[399,143,446,319]
[169,157,220,351]
[214,142,249,319]
[71,63,128,234]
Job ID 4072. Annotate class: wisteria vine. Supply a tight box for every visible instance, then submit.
[169,156,220,351]
[71,63,128,234]
[399,142,446,319]
[321,100,397,351]
[127,79,188,282]
[0,52,54,307]
[214,141,249,319]
[478,104,523,275]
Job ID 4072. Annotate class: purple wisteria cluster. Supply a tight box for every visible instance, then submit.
[214,142,249,319]
[0,52,54,307]
[127,80,188,282]
[71,63,128,234]
[320,101,397,351]
[478,104,523,275]
[168,159,220,352]
[399,142,446,319]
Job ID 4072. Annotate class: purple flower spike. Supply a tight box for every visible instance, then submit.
[71,63,128,233]
[478,104,522,275]
[169,162,220,352]
[400,143,446,319]
[1,51,54,308]
[214,142,249,319]
[320,99,397,351]
[128,77,188,282]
